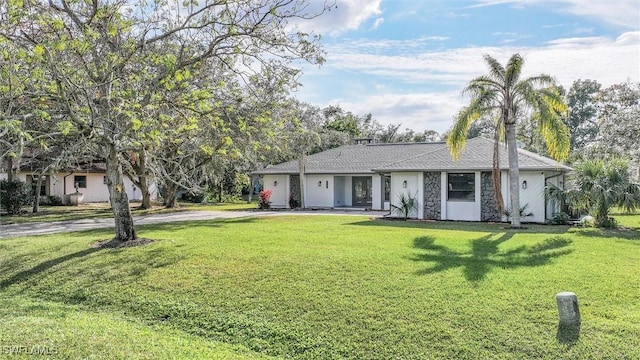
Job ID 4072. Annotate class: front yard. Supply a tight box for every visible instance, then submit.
[0,215,638,359]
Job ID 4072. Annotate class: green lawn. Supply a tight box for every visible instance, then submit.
[1,216,639,359]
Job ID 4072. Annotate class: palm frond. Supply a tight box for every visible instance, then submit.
[483,54,505,82]
[504,53,524,90]
[448,89,497,159]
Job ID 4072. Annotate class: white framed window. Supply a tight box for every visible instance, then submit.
[448,173,475,201]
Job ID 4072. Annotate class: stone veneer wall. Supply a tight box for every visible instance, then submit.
[423,172,441,220]
[289,175,300,207]
[481,172,502,222]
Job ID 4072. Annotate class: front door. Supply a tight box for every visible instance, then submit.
[352,176,372,207]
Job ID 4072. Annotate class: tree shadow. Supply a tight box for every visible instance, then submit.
[576,228,640,241]
[0,247,103,289]
[348,218,571,235]
[411,234,573,283]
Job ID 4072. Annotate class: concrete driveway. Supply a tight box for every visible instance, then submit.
[0,209,388,239]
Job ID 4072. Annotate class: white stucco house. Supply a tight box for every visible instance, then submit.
[255,137,571,223]
[0,159,157,205]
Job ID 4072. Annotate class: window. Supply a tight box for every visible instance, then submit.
[448,173,475,201]
[74,175,87,189]
[29,175,47,196]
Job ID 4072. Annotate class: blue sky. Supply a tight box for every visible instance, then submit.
[292,0,640,134]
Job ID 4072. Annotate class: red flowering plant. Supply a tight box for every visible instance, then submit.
[258,189,272,209]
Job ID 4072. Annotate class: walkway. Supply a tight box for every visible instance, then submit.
[0,209,388,239]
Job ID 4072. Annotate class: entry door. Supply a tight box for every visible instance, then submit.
[352,176,372,207]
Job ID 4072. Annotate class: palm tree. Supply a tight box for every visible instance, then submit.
[565,158,640,227]
[448,53,569,228]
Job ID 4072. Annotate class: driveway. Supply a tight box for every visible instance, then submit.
[0,209,388,239]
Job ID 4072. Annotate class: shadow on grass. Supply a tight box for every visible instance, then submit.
[349,219,571,235]
[557,322,581,346]
[0,247,103,289]
[136,216,261,233]
[575,228,640,241]
[411,234,573,283]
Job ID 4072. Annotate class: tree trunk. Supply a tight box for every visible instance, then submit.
[163,182,179,208]
[6,157,15,182]
[506,123,522,228]
[247,175,256,203]
[298,155,306,209]
[32,175,43,213]
[106,147,137,241]
[138,177,152,209]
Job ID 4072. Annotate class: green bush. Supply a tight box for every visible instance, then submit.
[0,179,32,215]
[551,211,570,225]
[47,195,64,206]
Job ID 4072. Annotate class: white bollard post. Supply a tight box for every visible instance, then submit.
[556,291,581,325]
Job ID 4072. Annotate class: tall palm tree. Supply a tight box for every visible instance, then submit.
[448,53,570,228]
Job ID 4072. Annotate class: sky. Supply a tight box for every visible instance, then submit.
[290,0,640,134]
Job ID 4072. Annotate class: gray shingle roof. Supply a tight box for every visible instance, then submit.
[255,137,570,175]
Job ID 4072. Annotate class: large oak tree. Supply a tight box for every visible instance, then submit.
[1,0,328,241]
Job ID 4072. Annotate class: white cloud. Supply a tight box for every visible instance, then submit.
[292,0,383,36]
[329,92,467,134]
[371,17,385,30]
[300,31,639,133]
[472,0,640,29]
[327,32,639,88]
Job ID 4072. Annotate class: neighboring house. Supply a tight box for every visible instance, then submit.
[254,137,571,223]
[0,160,157,205]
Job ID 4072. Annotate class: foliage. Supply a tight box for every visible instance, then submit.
[0,0,329,241]
[47,195,64,206]
[551,211,570,225]
[564,79,602,150]
[182,192,205,204]
[594,82,640,178]
[258,189,272,209]
[503,203,534,220]
[0,179,32,215]
[565,158,640,227]
[447,53,569,228]
[391,192,418,220]
[0,216,639,358]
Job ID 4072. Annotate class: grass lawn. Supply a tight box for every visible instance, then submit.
[0,201,258,225]
[0,216,639,359]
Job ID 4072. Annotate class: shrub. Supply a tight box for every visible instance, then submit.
[0,179,32,215]
[565,158,640,228]
[258,189,272,209]
[182,191,205,203]
[504,204,533,221]
[391,192,418,220]
[551,211,570,225]
[48,195,64,206]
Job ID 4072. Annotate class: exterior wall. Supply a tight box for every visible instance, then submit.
[390,172,421,218]
[305,174,334,208]
[501,170,547,223]
[371,173,383,210]
[423,172,441,220]
[518,171,546,223]
[441,171,481,221]
[7,171,156,204]
[480,172,502,221]
[263,174,288,208]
